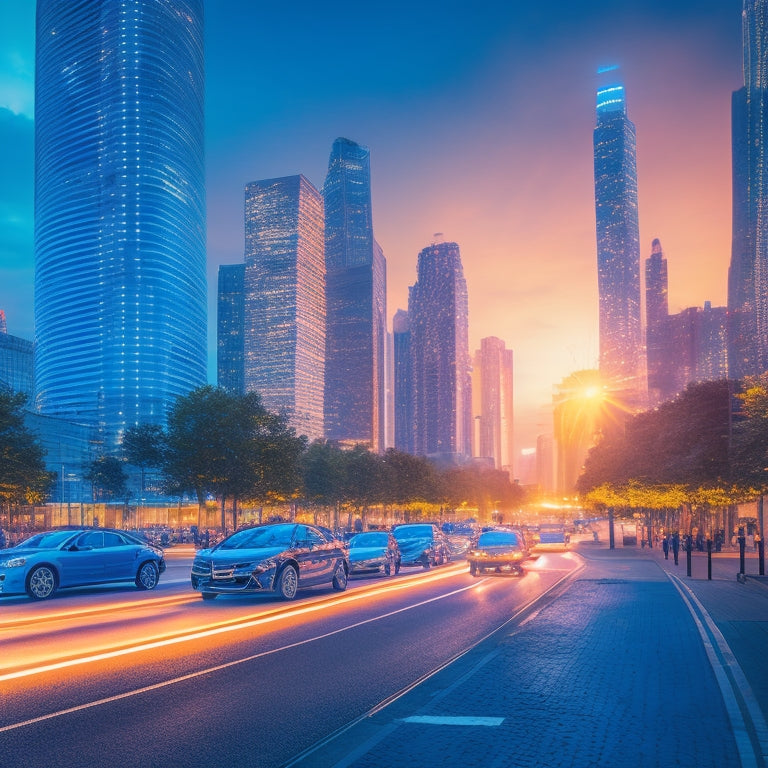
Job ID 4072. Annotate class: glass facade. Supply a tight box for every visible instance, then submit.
[217,263,246,395]
[729,1,768,376]
[408,241,471,460]
[0,330,34,399]
[34,1,207,451]
[243,175,325,441]
[323,138,386,451]
[594,80,645,404]
[392,308,413,454]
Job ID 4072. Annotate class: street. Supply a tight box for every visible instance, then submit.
[0,547,579,767]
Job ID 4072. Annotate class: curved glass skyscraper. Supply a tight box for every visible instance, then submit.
[34,1,207,450]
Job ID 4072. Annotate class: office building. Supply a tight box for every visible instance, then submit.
[645,238,671,405]
[593,76,646,406]
[323,138,386,451]
[408,240,472,460]
[0,325,33,400]
[243,175,325,441]
[392,308,413,454]
[472,337,514,473]
[217,263,246,395]
[34,0,207,451]
[729,0,768,377]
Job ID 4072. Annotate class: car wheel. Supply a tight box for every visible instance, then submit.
[276,564,299,600]
[469,562,478,577]
[201,592,217,601]
[395,558,401,575]
[332,562,348,591]
[422,555,431,570]
[384,561,391,576]
[135,561,159,590]
[27,565,58,600]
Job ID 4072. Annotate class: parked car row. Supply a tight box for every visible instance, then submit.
[0,521,463,601]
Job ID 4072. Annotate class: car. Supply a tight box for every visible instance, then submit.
[392,523,451,569]
[0,527,166,600]
[190,522,349,601]
[467,529,528,577]
[536,523,569,549]
[348,531,401,576]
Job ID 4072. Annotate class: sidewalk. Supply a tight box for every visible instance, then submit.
[285,540,768,768]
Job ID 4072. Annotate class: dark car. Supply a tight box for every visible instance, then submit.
[190,522,349,601]
[348,531,401,576]
[0,528,166,600]
[392,523,451,569]
[467,529,527,576]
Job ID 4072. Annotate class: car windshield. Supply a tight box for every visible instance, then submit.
[478,531,519,547]
[350,532,387,547]
[15,530,77,549]
[217,524,296,551]
[393,525,432,541]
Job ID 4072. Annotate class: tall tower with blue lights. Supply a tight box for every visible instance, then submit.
[34,0,207,450]
[729,0,768,377]
[593,69,645,405]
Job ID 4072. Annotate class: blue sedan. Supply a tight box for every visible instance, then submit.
[0,528,166,600]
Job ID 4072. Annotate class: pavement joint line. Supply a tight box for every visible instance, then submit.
[668,572,768,768]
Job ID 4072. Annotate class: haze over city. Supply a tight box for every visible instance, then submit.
[0,0,741,452]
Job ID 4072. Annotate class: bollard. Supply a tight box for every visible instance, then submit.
[707,538,712,581]
[739,533,746,575]
[760,538,765,577]
[686,538,692,578]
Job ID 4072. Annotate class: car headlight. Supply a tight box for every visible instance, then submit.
[0,557,27,568]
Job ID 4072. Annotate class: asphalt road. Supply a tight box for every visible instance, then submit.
[0,548,581,768]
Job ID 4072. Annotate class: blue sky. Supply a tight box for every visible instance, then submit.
[0,0,743,447]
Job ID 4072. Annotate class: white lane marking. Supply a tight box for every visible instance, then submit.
[0,580,484,732]
[668,573,768,768]
[401,716,504,726]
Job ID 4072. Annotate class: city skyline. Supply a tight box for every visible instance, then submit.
[0,1,742,450]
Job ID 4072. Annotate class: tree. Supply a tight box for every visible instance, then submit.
[85,455,129,502]
[0,388,53,511]
[123,423,167,496]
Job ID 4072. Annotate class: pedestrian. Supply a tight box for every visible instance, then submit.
[662,535,669,560]
[672,532,680,565]
[0,527,5,549]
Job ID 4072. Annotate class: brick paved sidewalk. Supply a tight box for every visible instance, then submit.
[286,544,768,768]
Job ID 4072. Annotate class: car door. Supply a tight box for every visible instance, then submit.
[61,531,108,586]
[101,531,139,582]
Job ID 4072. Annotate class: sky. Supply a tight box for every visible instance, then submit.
[0,0,744,453]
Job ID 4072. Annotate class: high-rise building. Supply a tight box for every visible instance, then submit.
[392,308,413,454]
[0,324,34,399]
[323,138,386,451]
[217,263,246,395]
[472,337,514,473]
[594,75,646,406]
[243,175,325,441]
[34,1,206,450]
[408,240,472,460]
[645,238,671,405]
[729,0,768,377]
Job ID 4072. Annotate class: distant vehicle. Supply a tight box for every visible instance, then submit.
[348,531,401,576]
[536,523,569,548]
[392,524,451,569]
[0,528,166,600]
[467,529,527,577]
[190,522,349,601]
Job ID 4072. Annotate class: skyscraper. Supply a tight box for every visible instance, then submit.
[217,263,246,395]
[323,138,386,451]
[243,175,325,441]
[473,337,514,474]
[408,240,471,460]
[594,75,645,405]
[34,1,206,450]
[392,308,413,454]
[645,238,670,405]
[729,0,768,377]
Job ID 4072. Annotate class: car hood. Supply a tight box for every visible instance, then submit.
[396,537,432,557]
[0,547,46,559]
[349,546,387,561]
[197,546,286,564]
[475,545,522,555]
